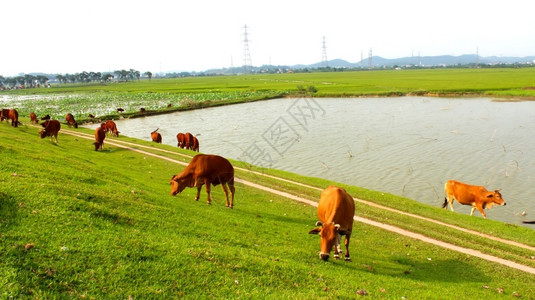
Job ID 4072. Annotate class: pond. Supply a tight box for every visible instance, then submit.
[84,97,535,226]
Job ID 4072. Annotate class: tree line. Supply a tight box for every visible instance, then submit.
[0,69,153,89]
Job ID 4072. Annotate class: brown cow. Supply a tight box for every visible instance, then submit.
[0,109,8,122]
[151,128,162,143]
[39,120,61,143]
[65,113,78,128]
[184,132,194,150]
[170,154,235,208]
[103,120,119,137]
[176,132,186,148]
[309,186,355,261]
[30,112,38,124]
[94,124,106,151]
[443,180,506,219]
[1,109,19,127]
[191,136,199,152]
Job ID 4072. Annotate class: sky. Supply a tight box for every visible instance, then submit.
[1,0,534,76]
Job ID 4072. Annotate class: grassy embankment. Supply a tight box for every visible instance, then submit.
[1,117,535,299]
[3,68,535,123]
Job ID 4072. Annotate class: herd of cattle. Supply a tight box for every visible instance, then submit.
[1,107,515,261]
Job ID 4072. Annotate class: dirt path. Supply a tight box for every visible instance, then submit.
[57,128,535,275]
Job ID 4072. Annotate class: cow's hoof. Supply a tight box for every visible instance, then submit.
[334,255,340,260]
[206,202,211,205]
[345,257,351,262]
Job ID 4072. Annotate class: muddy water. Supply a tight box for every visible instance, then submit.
[84,97,535,226]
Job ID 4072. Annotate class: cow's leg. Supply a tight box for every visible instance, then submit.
[344,233,352,262]
[221,184,230,208]
[474,204,486,218]
[448,196,455,212]
[229,183,235,208]
[204,179,211,205]
[195,186,201,201]
[334,234,342,260]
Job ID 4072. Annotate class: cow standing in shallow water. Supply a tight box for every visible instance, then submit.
[309,186,355,261]
[170,154,235,208]
[443,180,506,218]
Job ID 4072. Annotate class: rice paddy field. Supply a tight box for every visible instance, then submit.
[2,68,535,122]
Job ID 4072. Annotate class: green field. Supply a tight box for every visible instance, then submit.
[1,117,535,299]
[2,68,535,122]
[2,69,535,298]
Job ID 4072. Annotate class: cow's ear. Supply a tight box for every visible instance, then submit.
[315,221,323,227]
[308,228,321,235]
[486,193,494,198]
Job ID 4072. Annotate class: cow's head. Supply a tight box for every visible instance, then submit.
[308,221,347,261]
[93,142,101,151]
[39,129,47,139]
[170,175,187,196]
[485,189,506,209]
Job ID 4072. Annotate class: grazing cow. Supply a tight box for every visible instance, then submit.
[151,128,162,143]
[103,120,120,137]
[1,109,20,127]
[40,114,51,121]
[308,186,355,261]
[30,112,38,124]
[93,124,106,151]
[117,108,124,113]
[443,180,506,218]
[140,108,146,114]
[170,154,235,208]
[0,109,8,122]
[88,114,95,119]
[191,136,199,152]
[176,132,186,148]
[65,113,78,128]
[184,132,194,150]
[39,120,61,143]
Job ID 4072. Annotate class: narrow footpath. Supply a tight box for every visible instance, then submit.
[57,127,535,275]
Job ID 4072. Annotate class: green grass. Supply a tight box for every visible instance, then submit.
[3,68,535,123]
[1,120,535,299]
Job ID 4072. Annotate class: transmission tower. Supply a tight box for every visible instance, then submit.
[321,36,328,68]
[242,25,252,73]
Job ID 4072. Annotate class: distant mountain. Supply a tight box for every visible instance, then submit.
[323,54,535,68]
[204,54,535,75]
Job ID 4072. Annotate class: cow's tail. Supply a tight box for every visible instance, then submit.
[442,182,449,208]
[442,197,448,209]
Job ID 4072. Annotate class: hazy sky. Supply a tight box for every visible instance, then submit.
[1,0,534,76]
